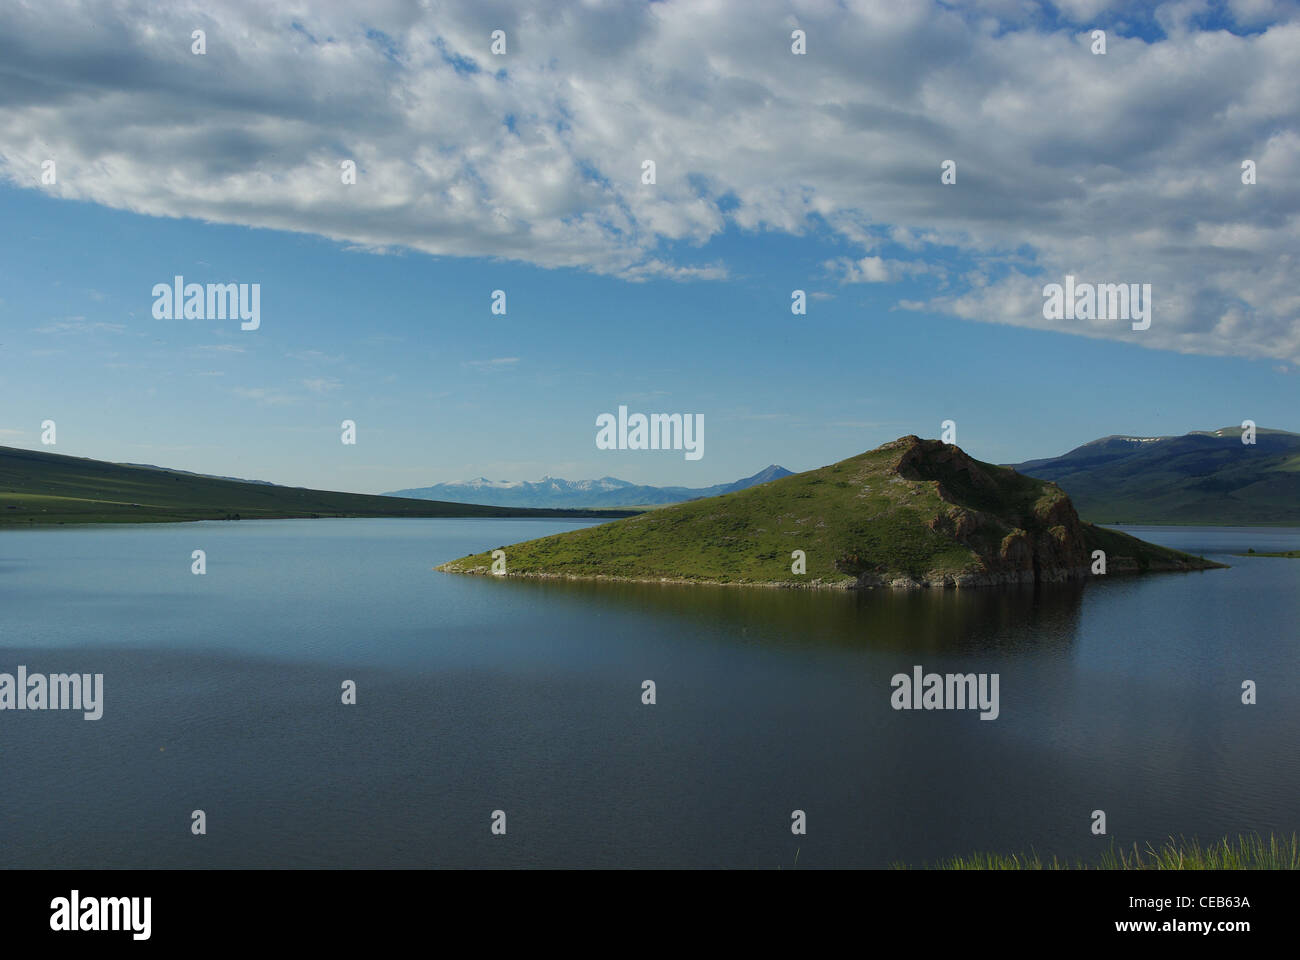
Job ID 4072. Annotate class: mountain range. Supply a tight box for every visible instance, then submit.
[1008,426,1300,524]
[387,465,793,509]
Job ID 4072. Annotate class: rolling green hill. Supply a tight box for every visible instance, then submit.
[1010,426,1300,524]
[438,436,1221,589]
[0,445,633,525]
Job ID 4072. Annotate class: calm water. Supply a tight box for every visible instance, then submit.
[1,518,1297,868]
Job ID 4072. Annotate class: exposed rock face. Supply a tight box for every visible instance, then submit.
[857,437,1093,587]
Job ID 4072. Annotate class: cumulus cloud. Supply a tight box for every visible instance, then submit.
[826,256,935,284]
[0,0,1297,359]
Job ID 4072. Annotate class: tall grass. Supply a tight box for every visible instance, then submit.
[897,833,1299,870]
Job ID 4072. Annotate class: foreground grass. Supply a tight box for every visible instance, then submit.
[898,833,1299,870]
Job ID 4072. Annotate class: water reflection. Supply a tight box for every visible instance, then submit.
[464,575,1086,656]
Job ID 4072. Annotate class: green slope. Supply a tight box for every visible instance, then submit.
[0,445,634,525]
[438,436,1221,589]
[1010,427,1300,524]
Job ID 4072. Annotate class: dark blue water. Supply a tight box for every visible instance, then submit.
[1,519,1296,868]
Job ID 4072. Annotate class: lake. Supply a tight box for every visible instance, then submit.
[1,518,1296,868]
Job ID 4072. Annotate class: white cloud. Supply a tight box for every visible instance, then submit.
[1229,0,1288,28]
[0,1,1296,360]
[826,256,934,284]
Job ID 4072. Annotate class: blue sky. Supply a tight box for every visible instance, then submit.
[3,183,1294,493]
[1,0,1296,494]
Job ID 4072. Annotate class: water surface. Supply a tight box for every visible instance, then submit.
[1,519,1296,868]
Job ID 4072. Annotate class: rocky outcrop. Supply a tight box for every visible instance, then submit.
[831,437,1094,586]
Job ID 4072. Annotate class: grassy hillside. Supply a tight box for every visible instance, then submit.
[1011,427,1300,524]
[0,445,633,525]
[438,436,1221,588]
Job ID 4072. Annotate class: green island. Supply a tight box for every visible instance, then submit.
[1236,549,1300,558]
[0,445,632,525]
[899,833,1298,870]
[438,436,1225,589]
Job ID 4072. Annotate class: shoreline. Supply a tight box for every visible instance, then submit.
[434,560,1228,591]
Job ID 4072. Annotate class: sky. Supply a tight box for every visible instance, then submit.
[0,0,1297,494]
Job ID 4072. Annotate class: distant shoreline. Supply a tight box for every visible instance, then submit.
[5,514,1299,530]
[1101,521,1300,528]
[0,444,635,527]
[1,513,623,529]
[0,510,625,528]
